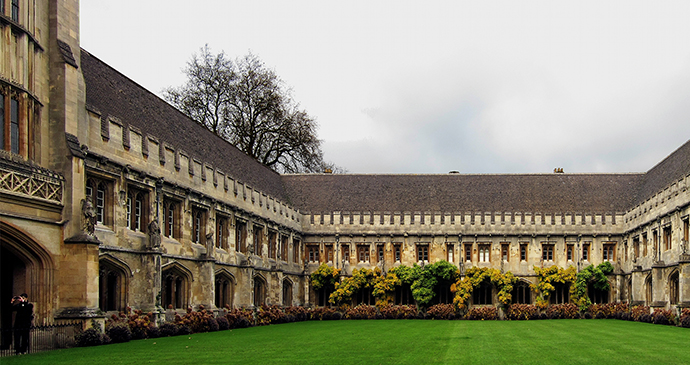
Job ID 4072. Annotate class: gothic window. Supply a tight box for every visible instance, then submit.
[342,244,350,263]
[162,266,189,309]
[663,226,672,251]
[163,199,180,238]
[358,245,370,263]
[215,272,234,309]
[520,243,528,261]
[235,219,247,253]
[99,259,127,312]
[417,245,429,262]
[268,231,277,259]
[645,275,653,305]
[588,284,609,304]
[465,244,472,262]
[126,188,147,232]
[603,243,616,261]
[254,276,266,307]
[542,244,554,261]
[582,243,590,261]
[282,280,293,306]
[642,233,648,256]
[566,244,574,261]
[478,244,490,262]
[293,239,300,263]
[394,244,401,262]
[192,208,205,244]
[447,244,454,262]
[280,235,288,261]
[307,245,319,263]
[550,283,570,304]
[511,281,532,304]
[86,177,111,226]
[473,280,492,305]
[216,215,228,250]
[253,226,263,256]
[377,245,384,263]
[1,96,20,154]
[354,287,374,306]
[669,271,679,305]
[11,0,19,22]
[633,237,640,259]
[395,284,413,305]
[501,243,509,262]
[325,245,334,262]
[684,218,689,242]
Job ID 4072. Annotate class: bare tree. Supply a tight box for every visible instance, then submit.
[164,47,339,173]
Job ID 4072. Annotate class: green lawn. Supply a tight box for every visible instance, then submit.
[4,319,689,365]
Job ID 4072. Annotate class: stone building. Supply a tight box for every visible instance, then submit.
[1,0,688,329]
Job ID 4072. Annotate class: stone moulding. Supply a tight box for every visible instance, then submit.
[0,150,64,204]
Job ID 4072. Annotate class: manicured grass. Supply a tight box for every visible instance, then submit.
[4,319,689,365]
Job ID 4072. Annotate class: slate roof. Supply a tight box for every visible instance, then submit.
[80,49,689,216]
[281,173,643,214]
[635,138,690,206]
[80,50,287,201]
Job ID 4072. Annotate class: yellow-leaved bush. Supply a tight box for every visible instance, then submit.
[531,265,576,309]
[329,267,381,305]
[451,267,516,311]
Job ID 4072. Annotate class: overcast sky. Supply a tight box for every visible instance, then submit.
[80,1,690,174]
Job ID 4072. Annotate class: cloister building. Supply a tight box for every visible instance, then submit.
[1,0,688,328]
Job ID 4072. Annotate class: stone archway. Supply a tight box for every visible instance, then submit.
[0,221,55,329]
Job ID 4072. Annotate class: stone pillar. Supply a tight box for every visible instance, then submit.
[651,262,667,308]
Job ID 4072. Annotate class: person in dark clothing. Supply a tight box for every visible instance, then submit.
[11,293,33,355]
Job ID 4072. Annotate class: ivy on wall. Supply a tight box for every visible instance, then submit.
[451,267,516,311]
[531,265,577,309]
[310,263,340,292]
[573,261,614,311]
[330,267,381,305]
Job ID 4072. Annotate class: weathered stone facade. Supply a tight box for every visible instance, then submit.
[1,0,688,332]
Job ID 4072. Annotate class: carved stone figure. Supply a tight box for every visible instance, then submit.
[205,232,214,252]
[148,219,161,249]
[81,197,96,235]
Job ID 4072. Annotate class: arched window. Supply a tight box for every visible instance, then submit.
[550,283,570,304]
[645,275,653,305]
[669,271,679,305]
[282,279,293,306]
[395,284,413,305]
[215,271,234,309]
[86,178,111,225]
[588,284,609,304]
[98,257,129,312]
[126,188,147,232]
[473,280,493,305]
[254,276,266,307]
[163,199,179,238]
[511,281,532,304]
[354,287,374,306]
[192,209,204,243]
[162,264,190,309]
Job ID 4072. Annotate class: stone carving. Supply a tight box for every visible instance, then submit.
[205,232,214,252]
[81,197,96,235]
[148,219,161,248]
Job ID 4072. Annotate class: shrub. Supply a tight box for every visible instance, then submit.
[378,304,418,319]
[257,305,287,325]
[225,308,255,328]
[467,306,498,320]
[147,325,161,338]
[506,304,539,320]
[217,316,230,330]
[631,305,650,322]
[106,322,132,343]
[546,304,579,319]
[76,328,103,347]
[652,309,675,325]
[680,314,690,328]
[207,317,219,332]
[177,324,192,335]
[159,322,178,337]
[426,304,456,320]
[284,306,309,322]
[344,305,377,320]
